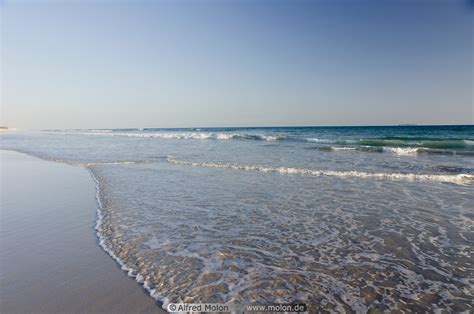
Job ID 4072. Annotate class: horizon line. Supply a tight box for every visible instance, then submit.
[9,123,473,131]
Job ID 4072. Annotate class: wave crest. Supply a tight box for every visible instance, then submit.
[51,131,287,141]
[43,130,474,151]
[167,158,474,185]
[383,147,422,155]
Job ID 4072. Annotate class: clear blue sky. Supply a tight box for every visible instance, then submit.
[1,0,473,129]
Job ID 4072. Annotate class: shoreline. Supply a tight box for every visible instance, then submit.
[88,168,169,308]
[0,150,164,313]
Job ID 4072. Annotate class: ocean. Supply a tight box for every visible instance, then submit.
[1,125,473,312]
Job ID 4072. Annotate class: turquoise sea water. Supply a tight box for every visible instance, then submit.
[1,125,473,312]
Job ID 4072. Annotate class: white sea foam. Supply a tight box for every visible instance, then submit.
[326,146,421,155]
[323,146,423,155]
[167,158,474,185]
[330,147,357,151]
[383,147,422,155]
[305,138,338,143]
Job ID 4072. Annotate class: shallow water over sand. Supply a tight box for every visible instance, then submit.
[92,162,473,311]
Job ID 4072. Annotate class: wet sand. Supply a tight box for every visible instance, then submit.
[0,150,164,313]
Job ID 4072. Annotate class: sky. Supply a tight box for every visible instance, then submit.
[1,0,473,129]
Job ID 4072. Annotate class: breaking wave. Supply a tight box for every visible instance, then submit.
[43,130,474,153]
[50,130,288,141]
[314,146,474,156]
[358,139,473,150]
[167,158,474,185]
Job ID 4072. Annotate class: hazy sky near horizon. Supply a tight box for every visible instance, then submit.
[1,0,473,129]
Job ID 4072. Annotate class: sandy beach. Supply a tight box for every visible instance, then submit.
[0,150,164,313]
